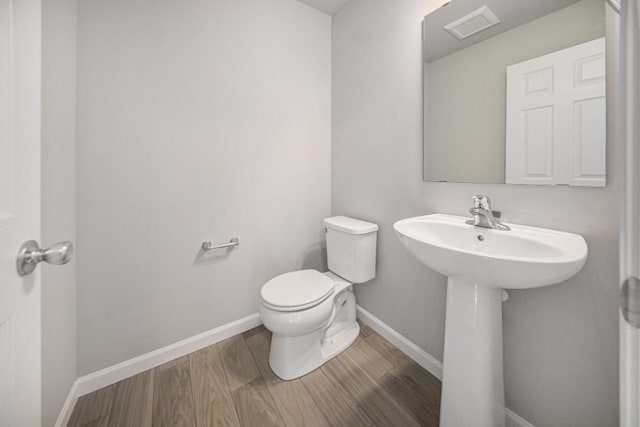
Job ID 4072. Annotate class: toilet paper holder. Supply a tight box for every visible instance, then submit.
[202,237,240,251]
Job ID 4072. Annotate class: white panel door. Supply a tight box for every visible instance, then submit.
[0,0,42,426]
[506,38,606,186]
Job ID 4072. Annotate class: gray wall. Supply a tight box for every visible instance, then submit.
[425,0,605,184]
[76,0,331,375]
[333,0,619,425]
[41,0,77,425]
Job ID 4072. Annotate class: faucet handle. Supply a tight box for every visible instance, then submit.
[471,194,491,209]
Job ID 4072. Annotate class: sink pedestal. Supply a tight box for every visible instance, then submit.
[394,214,588,426]
[440,278,506,427]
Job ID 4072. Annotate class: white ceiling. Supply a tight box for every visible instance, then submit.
[424,0,582,62]
[297,0,350,15]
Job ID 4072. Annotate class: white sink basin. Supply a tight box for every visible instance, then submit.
[394,213,588,427]
[394,213,587,289]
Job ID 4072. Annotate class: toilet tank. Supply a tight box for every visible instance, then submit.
[323,216,378,283]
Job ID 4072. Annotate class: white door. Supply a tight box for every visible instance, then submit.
[506,38,606,186]
[0,0,42,426]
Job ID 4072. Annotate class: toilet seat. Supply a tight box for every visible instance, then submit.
[261,269,336,312]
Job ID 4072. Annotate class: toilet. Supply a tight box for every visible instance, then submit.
[260,216,378,380]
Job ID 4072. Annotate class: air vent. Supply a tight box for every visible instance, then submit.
[444,6,500,41]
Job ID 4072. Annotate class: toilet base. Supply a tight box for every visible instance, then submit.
[269,321,359,380]
[264,278,360,380]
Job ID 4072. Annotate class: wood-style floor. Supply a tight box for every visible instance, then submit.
[68,322,441,427]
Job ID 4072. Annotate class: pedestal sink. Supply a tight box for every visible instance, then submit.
[394,214,588,427]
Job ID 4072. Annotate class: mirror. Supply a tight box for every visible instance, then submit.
[423,0,606,186]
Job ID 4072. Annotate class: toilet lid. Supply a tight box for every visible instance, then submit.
[261,270,335,310]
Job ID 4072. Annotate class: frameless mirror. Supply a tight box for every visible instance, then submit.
[423,0,606,186]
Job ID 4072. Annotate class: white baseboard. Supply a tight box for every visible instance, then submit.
[355,305,535,427]
[506,408,536,427]
[356,305,443,379]
[56,307,533,427]
[54,379,79,427]
[76,313,262,396]
[54,312,262,427]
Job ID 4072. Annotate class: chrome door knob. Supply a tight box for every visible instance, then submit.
[16,240,74,276]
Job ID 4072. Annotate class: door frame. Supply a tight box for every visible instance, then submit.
[619,0,640,425]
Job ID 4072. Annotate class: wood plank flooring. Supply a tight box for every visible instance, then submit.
[68,323,441,427]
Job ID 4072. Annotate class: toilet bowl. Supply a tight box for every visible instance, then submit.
[260,216,378,380]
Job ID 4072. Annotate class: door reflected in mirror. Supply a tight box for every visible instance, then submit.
[423,0,606,186]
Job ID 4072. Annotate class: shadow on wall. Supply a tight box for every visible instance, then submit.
[302,242,327,272]
[192,237,326,270]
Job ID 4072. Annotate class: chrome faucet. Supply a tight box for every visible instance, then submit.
[465,194,510,231]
